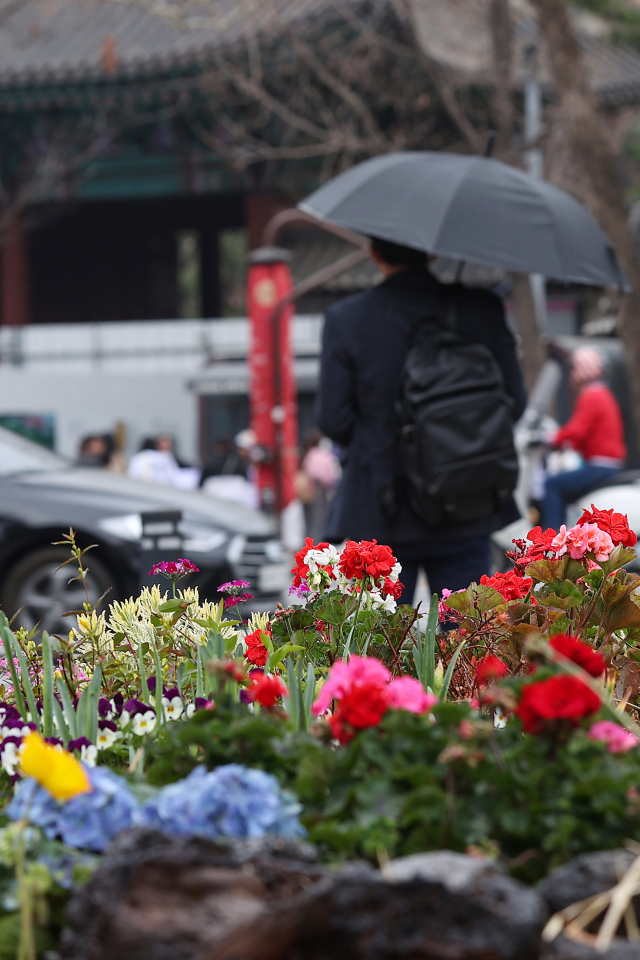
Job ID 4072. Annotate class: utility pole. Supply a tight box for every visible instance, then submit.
[524,43,548,334]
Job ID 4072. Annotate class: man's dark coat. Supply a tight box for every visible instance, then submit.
[316,268,528,545]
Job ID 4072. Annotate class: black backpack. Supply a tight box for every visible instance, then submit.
[395,288,519,526]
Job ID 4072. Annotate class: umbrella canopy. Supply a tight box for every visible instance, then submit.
[299,152,627,289]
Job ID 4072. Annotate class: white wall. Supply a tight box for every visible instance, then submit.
[0,316,323,461]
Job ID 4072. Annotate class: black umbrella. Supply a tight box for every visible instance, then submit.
[299,151,627,289]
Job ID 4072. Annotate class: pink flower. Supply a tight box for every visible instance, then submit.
[387,676,438,714]
[588,720,639,754]
[312,656,390,716]
[584,523,614,561]
[438,588,453,617]
[551,523,614,562]
[550,524,571,556]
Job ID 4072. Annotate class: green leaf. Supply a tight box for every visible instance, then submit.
[598,545,638,578]
[525,556,585,583]
[269,644,305,669]
[443,584,503,615]
[158,599,189,613]
[314,595,359,627]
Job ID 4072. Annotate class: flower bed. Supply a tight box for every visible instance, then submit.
[0,514,640,956]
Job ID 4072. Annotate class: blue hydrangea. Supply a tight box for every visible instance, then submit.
[139,764,305,841]
[6,766,138,852]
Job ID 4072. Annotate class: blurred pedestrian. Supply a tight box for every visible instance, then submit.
[201,429,260,509]
[77,435,109,467]
[127,436,200,489]
[295,430,341,541]
[317,237,526,604]
[200,436,246,485]
[542,347,625,529]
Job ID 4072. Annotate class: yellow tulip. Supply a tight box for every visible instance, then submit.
[20,732,92,802]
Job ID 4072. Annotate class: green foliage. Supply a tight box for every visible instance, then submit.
[145,694,313,788]
[143,691,640,883]
[573,0,640,52]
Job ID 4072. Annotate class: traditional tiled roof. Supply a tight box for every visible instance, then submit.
[0,0,638,106]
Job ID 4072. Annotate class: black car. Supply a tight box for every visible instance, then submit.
[0,427,289,635]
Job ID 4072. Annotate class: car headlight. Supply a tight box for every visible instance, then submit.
[98,514,143,541]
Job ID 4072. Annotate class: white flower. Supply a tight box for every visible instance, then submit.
[305,545,340,573]
[0,725,32,743]
[80,744,97,767]
[131,711,157,736]
[368,591,397,614]
[185,703,196,719]
[120,711,131,728]
[0,741,23,777]
[389,562,402,583]
[96,727,122,750]
[493,706,508,729]
[162,695,184,721]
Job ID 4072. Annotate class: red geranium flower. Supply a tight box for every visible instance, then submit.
[381,577,404,600]
[476,655,509,686]
[577,505,637,548]
[329,679,390,744]
[549,634,606,677]
[339,540,396,581]
[246,673,287,708]
[507,526,558,572]
[244,628,270,667]
[515,674,601,734]
[480,571,533,601]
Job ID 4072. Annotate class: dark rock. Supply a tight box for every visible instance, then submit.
[539,850,637,914]
[61,833,547,960]
[539,850,640,960]
[541,937,640,960]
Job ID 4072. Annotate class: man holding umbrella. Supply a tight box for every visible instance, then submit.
[316,236,527,603]
[304,151,624,602]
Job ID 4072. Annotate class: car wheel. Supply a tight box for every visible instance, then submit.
[1,546,114,637]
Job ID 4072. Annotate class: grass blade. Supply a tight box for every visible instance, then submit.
[87,665,102,745]
[41,631,55,738]
[425,593,438,692]
[138,641,150,703]
[0,614,26,720]
[196,644,204,699]
[52,697,70,747]
[439,637,468,703]
[303,662,316,728]
[286,658,299,731]
[55,679,77,739]
[151,638,164,725]
[12,640,40,731]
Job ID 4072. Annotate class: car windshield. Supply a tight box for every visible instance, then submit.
[0,426,67,475]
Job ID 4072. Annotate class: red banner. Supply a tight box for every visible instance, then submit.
[247,252,298,511]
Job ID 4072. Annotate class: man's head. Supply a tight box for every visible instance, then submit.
[369,237,428,276]
[571,346,603,391]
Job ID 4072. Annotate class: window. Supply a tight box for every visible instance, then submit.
[177,230,202,319]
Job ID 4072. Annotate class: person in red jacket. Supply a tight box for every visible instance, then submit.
[542,346,626,529]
